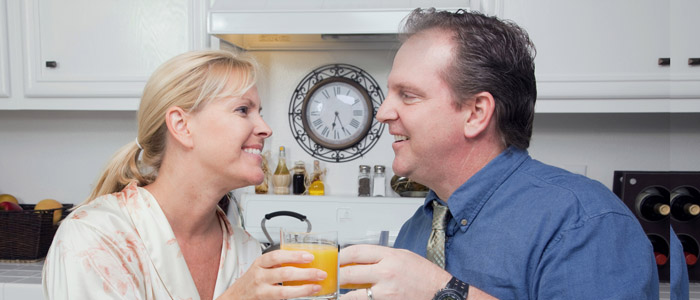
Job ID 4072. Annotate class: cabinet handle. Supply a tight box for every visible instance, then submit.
[689,58,700,66]
[658,58,670,66]
[45,61,57,68]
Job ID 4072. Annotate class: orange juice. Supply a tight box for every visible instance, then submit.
[281,243,338,296]
[339,263,372,289]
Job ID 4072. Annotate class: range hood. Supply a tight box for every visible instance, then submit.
[208,0,502,50]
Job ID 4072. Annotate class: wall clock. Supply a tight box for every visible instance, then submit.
[289,64,385,163]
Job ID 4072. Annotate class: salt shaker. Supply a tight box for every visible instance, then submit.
[372,165,386,197]
[358,165,371,197]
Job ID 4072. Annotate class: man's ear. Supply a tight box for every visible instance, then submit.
[164,106,194,149]
[463,91,496,139]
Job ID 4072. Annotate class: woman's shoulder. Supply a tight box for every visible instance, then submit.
[57,190,140,240]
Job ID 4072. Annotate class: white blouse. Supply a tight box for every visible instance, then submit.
[42,181,261,300]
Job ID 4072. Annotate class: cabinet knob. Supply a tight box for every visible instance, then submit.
[658,58,670,66]
[45,61,57,68]
[689,58,700,66]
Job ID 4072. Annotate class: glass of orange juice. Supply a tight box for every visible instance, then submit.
[339,263,372,290]
[281,230,338,299]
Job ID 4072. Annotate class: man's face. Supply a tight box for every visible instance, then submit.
[376,28,469,187]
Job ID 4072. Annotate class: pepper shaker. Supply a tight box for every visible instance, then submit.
[358,165,371,197]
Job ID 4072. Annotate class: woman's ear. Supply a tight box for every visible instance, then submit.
[164,106,195,149]
[463,91,496,139]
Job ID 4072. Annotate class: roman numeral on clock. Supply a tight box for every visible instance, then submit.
[313,119,323,129]
[322,126,330,137]
[350,119,360,129]
[334,86,341,96]
[322,90,330,99]
[353,109,363,116]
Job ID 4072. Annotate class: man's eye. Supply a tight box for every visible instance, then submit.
[400,92,420,104]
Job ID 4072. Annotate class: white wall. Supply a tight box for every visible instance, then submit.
[1,50,699,205]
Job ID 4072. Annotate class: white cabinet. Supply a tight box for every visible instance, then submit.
[20,0,205,99]
[0,0,10,98]
[670,0,700,112]
[504,0,675,112]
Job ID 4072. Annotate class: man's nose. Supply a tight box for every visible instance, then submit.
[376,95,397,123]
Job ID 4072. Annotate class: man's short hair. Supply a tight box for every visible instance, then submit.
[401,8,537,150]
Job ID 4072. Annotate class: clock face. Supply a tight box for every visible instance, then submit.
[288,63,385,163]
[302,78,373,150]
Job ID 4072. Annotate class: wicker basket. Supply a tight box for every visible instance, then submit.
[0,203,73,261]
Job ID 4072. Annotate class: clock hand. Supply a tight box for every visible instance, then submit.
[332,111,340,131]
[334,112,351,136]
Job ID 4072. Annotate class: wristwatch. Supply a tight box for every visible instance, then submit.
[433,276,469,300]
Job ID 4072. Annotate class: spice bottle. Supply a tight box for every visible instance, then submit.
[271,146,291,194]
[358,165,371,197]
[292,161,307,195]
[308,160,325,196]
[372,165,386,197]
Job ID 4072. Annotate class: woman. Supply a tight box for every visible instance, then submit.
[42,50,326,300]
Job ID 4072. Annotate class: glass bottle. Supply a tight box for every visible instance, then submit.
[292,161,307,195]
[372,165,386,197]
[358,165,371,197]
[272,146,291,194]
[254,150,270,194]
[308,160,325,196]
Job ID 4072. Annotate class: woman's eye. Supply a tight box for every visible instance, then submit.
[235,106,249,115]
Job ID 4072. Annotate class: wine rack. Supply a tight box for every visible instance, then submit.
[613,171,700,283]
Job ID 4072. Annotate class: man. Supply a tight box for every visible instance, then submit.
[339,8,659,300]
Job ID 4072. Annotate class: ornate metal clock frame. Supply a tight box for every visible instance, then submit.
[289,64,385,163]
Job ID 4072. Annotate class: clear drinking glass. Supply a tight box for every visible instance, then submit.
[281,230,339,300]
[339,230,388,290]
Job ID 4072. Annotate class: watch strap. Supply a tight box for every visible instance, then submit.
[446,276,469,298]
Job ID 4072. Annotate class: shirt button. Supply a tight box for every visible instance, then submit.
[460,219,468,226]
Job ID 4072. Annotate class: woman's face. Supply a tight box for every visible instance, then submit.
[189,84,272,190]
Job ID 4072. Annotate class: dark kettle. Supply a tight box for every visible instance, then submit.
[261,211,312,254]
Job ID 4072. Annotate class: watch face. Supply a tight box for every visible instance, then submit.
[435,289,464,300]
[302,78,373,150]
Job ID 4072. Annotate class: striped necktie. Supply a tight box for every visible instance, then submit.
[426,200,449,269]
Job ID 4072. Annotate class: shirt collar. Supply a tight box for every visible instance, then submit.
[420,147,530,231]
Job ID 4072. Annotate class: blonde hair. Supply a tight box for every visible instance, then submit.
[84,50,258,204]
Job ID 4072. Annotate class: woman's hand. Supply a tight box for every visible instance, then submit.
[218,250,327,300]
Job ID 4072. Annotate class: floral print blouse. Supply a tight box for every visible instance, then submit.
[42,181,261,300]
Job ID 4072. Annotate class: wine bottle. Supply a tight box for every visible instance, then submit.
[677,234,699,266]
[648,234,669,266]
[271,146,291,194]
[635,187,670,222]
[670,187,700,222]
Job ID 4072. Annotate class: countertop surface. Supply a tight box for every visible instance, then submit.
[0,262,44,300]
[1,262,699,300]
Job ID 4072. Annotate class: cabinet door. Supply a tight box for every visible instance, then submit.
[504,0,670,102]
[0,0,9,97]
[670,0,700,109]
[21,0,203,98]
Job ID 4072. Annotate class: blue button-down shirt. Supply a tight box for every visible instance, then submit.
[394,147,659,299]
[670,227,690,300]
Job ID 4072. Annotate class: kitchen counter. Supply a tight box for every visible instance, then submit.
[0,262,44,300]
[2,261,699,299]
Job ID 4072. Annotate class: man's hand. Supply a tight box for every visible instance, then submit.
[339,245,499,300]
[338,245,451,299]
